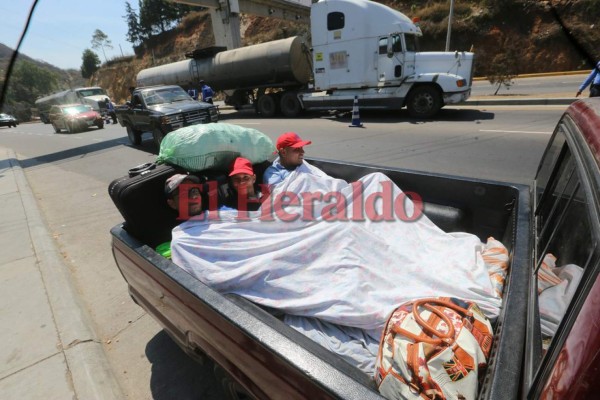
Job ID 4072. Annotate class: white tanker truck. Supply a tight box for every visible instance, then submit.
[137,0,474,118]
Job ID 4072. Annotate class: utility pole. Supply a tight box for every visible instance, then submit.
[445,0,454,52]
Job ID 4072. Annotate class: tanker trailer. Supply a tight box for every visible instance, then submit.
[136,36,313,117]
[136,0,473,119]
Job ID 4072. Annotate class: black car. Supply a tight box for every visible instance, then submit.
[115,85,219,147]
[0,113,18,128]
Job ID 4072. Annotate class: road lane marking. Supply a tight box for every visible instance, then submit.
[479,129,552,135]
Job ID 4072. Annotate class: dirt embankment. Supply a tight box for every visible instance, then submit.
[91,0,600,104]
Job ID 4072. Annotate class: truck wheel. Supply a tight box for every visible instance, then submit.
[280,92,302,117]
[126,125,142,146]
[406,86,442,119]
[257,94,277,117]
[213,364,251,400]
[96,121,104,129]
[153,128,165,149]
[52,123,60,133]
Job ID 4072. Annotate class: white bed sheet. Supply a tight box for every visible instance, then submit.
[171,163,502,330]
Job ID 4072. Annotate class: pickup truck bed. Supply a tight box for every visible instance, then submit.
[111,158,530,399]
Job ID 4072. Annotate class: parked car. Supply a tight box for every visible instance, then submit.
[48,103,104,133]
[0,113,18,128]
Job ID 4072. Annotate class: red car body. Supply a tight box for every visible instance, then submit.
[49,103,104,133]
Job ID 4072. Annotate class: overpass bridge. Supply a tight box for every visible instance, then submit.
[171,0,312,50]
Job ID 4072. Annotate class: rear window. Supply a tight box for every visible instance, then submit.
[529,117,600,395]
[327,12,344,31]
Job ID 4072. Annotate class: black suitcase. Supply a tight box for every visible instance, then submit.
[108,162,240,248]
[108,160,274,248]
[108,162,182,248]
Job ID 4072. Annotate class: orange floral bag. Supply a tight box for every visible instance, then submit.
[375,297,494,400]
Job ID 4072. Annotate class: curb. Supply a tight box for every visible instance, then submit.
[464,97,576,106]
[472,70,588,81]
[216,97,576,111]
[8,149,123,400]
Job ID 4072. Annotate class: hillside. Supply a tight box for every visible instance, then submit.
[89,0,599,104]
[3,0,600,111]
[0,43,86,90]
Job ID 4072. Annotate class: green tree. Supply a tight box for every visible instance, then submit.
[91,29,113,62]
[7,61,58,102]
[5,61,59,121]
[81,49,101,78]
[122,0,191,45]
[138,0,190,37]
[124,1,142,46]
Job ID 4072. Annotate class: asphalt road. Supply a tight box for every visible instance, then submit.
[0,104,566,398]
[471,74,583,97]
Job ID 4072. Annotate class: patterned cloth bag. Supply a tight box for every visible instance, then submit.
[375,297,494,400]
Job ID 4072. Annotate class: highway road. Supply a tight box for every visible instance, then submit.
[471,73,584,97]
[0,104,567,398]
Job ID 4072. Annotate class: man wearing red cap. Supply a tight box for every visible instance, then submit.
[263,132,312,186]
[227,157,264,211]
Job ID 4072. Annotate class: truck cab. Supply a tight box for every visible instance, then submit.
[308,0,473,118]
[520,98,600,398]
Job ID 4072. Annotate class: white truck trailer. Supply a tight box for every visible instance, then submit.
[35,86,110,123]
[136,0,474,118]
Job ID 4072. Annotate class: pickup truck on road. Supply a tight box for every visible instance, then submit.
[109,99,600,399]
[115,85,219,147]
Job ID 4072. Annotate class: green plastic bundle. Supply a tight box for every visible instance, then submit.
[156,122,276,172]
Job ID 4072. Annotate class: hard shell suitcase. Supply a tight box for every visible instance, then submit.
[108,160,273,248]
[108,162,238,248]
[108,162,181,248]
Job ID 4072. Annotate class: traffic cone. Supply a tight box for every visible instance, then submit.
[349,96,364,128]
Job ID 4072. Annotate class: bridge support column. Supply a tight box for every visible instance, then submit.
[210,0,242,49]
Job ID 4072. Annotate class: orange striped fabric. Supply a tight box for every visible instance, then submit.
[536,253,561,294]
[482,237,510,298]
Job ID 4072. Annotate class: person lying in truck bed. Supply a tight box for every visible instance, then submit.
[168,161,509,375]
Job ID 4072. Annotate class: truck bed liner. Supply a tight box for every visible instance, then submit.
[110,158,531,399]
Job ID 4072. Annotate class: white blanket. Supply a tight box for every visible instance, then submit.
[171,163,502,335]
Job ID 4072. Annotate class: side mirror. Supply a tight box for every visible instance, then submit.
[387,34,394,58]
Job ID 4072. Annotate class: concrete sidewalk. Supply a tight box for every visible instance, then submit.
[0,147,122,400]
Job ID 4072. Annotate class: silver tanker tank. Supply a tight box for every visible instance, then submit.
[136,36,312,91]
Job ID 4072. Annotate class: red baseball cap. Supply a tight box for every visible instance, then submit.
[229,157,254,176]
[276,132,312,151]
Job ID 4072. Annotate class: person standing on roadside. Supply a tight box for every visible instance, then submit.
[187,81,199,100]
[200,80,214,104]
[576,61,600,97]
[105,97,117,124]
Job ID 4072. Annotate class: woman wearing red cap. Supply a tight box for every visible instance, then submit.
[227,157,264,211]
[263,132,312,186]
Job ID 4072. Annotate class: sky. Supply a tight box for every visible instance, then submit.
[0,0,136,70]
